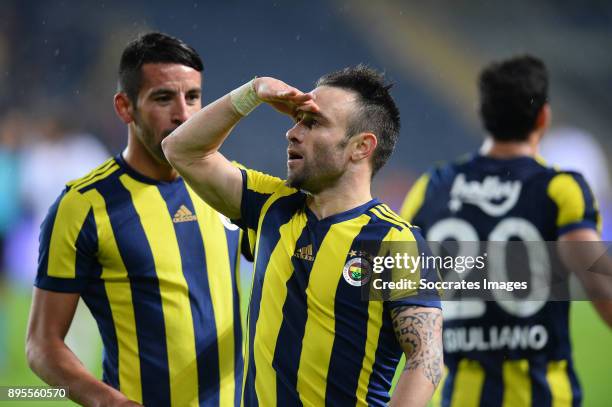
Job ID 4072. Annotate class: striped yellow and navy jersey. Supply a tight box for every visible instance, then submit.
[400,153,601,407]
[235,167,441,407]
[35,154,244,407]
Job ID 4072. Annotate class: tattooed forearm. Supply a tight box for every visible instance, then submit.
[391,305,443,387]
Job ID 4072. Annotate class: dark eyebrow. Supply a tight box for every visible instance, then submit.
[186,87,202,94]
[149,88,177,98]
[149,87,201,98]
[298,110,330,124]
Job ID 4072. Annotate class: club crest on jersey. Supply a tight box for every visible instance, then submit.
[343,254,372,287]
[449,173,521,216]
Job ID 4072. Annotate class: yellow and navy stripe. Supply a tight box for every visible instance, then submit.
[547,171,602,235]
[236,168,440,406]
[439,356,580,407]
[36,154,243,407]
[400,173,431,223]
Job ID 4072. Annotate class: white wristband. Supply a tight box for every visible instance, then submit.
[230,79,262,116]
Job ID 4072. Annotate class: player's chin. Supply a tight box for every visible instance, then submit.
[160,128,179,143]
[287,157,302,172]
[286,169,304,189]
[152,145,171,165]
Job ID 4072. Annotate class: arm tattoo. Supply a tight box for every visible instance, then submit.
[391,305,443,387]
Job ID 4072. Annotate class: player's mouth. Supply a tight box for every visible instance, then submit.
[287,150,304,165]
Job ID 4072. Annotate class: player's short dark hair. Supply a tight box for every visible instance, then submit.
[316,65,400,176]
[478,55,548,141]
[118,32,203,105]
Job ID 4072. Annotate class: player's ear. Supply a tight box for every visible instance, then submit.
[351,132,377,162]
[114,92,135,124]
[535,103,551,132]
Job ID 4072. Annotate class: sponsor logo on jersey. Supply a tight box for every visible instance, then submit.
[173,205,197,223]
[449,173,521,216]
[293,244,315,262]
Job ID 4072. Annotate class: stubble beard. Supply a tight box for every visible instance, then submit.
[287,149,345,194]
[134,114,173,166]
[287,164,310,191]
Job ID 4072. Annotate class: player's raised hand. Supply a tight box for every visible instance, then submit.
[253,77,319,117]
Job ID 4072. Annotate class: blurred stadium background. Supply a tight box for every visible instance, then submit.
[0,1,611,405]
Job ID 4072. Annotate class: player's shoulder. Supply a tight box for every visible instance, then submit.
[421,153,474,188]
[543,166,589,185]
[545,167,593,201]
[427,154,570,183]
[527,155,591,189]
[525,155,573,180]
[65,157,121,193]
[367,203,419,236]
[241,166,298,197]
[48,157,118,209]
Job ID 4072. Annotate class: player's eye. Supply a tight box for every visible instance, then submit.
[303,117,318,128]
[154,95,172,103]
[186,93,201,104]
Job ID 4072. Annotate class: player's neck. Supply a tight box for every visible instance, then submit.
[307,172,372,220]
[480,135,539,159]
[123,138,178,182]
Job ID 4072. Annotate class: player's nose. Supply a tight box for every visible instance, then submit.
[286,123,303,143]
[172,98,190,125]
